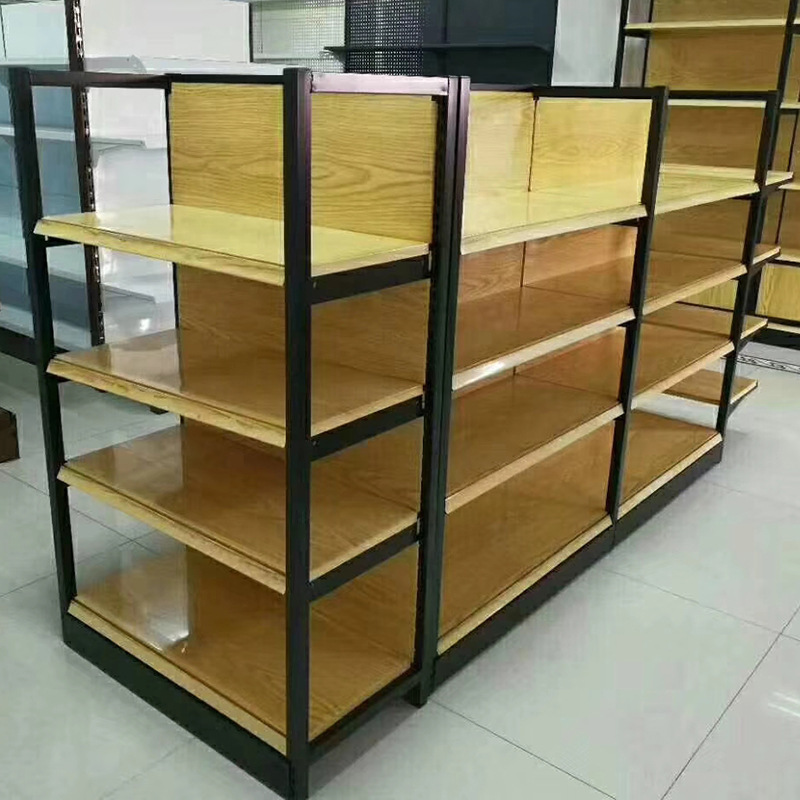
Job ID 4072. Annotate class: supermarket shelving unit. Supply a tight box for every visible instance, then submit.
[17,67,776,800]
[615,0,800,349]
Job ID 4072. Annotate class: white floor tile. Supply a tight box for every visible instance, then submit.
[434,568,774,800]
[729,366,800,430]
[0,472,126,597]
[603,479,800,630]
[781,604,800,641]
[666,636,800,800]
[0,575,190,800]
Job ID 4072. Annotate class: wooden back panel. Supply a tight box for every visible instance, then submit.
[466,92,535,195]
[529,98,650,203]
[779,191,800,250]
[758,264,800,320]
[652,0,790,21]
[651,202,749,250]
[458,245,524,303]
[169,83,437,242]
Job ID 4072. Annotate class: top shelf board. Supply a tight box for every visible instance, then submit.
[626,18,798,32]
[35,205,430,289]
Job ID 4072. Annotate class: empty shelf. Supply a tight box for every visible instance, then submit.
[621,411,721,515]
[648,302,768,340]
[655,233,778,265]
[520,323,733,406]
[657,170,759,214]
[461,189,646,254]
[530,251,745,316]
[70,546,417,749]
[627,19,790,32]
[440,424,614,652]
[48,330,422,448]
[446,372,622,513]
[35,205,429,287]
[665,369,758,405]
[453,284,634,390]
[61,423,419,593]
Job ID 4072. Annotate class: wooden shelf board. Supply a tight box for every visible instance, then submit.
[778,249,800,264]
[35,205,429,287]
[439,424,614,652]
[782,182,800,191]
[446,372,622,513]
[768,321,800,333]
[461,190,646,254]
[70,546,417,746]
[654,232,777,265]
[657,170,759,214]
[621,411,722,516]
[60,423,419,593]
[755,244,781,264]
[648,302,768,340]
[529,250,745,317]
[669,99,767,109]
[521,324,733,407]
[627,18,789,32]
[48,331,422,448]
[453,284,634,391]
[665,369,758,405]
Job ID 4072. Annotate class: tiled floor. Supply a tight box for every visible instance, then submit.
[3,350,800,800]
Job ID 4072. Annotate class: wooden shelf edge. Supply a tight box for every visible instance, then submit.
[626,18,787,32]
[642,263,746,316]
[69,601,288,754]
[445,404,624,515]
[777,250,800,264]
[755,245,781,265]
[453,308,635,392]
[620,433,722,517]
[47,358,288,448]
[768,321,800,333]
[665,372,758,406]
[437,515,612,654]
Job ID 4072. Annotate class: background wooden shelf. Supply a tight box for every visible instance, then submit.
[647,302,768,340]
[627,19,792,32]
[60,422,420,593]
[665,369,758,405]
[70,546,418,750]
[657,170,759,214]
[48,330,423,448]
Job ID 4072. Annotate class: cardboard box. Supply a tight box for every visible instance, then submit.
[0,407,19,463]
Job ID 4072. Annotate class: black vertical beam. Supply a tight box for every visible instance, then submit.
[9,67,76,618]
[776,0,800,102]
[606,87,668,527]
[613,0,631,87]
[408,76,469,707]
[282,68,313,800]
[162,82,181,328]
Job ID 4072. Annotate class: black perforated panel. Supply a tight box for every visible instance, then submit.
[346,0,424,74]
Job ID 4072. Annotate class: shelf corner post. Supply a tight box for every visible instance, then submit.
[408,75,469,707]
[283,66,313,800]
[9,66,77,622]
[613,0,631,87]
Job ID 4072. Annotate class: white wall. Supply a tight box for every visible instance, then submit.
[552,0,622,86]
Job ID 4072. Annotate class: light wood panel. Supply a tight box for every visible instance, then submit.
[630,19,788,31]
[687,280,738,310]
[622,411,721,515]
[48,331,422,448]
[647,29,800,96]
[651,0,791,22]
[440,424,614,651]
[779,191,800,256]
[458,244,524,303]
[520,323,733,404]
[61,422,420,592]
[648,302,768,339]
[757,264,800,320]
[72,546,417,745]
[657,170,759,214]
[665,369,758,405]
[35,205,429,287]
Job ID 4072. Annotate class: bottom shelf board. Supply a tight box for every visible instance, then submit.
[621,411,721,516]
[665,369,758,406]
[70,545,417,749]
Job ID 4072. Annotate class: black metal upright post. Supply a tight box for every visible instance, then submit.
[408,75,469,707]
[606,87,668,528]
[282,67,314,800]
[9,67,76,619]
[613,0,631,87]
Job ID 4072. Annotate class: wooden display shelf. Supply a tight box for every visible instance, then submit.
[60,422,420,593]
[652,232,778,265]
[782,182,800,191]
[47,330,422,448]
[453,283,634,390]
[647,302,768,340]
[665,369,758,405]
[621,411,721,515]
[461,190,647,254]
[35,205,429,288]
[70,545,417,751]
[439,424,614,652]
[521,322,733,407]
[627,19,793,32]
[528,249,745,316]
[777,249,800,263]
[657,169,759,214]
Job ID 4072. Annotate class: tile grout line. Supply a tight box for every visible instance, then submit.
[432,701,616,799]
[703,473,800,514]
[97,738,192,800]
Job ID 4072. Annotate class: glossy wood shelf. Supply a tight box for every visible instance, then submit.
[657,169,760,214]
[521,323,733,407]
[530,250,745,316]
[621,411,721,515]
[60,423,419,593]
[665,369,758,406]
[47,331,423,448]
[647,302,768,340]
[652,232,778,265]
[439,424,614,652]
[627,18,792,32]
[70,546,417,750]
[453,283,634,390]
[461,190,647,254]
[35,205,429,287]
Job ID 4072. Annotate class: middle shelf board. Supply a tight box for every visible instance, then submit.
[35,205,430,288]
[60,421,420,593]
[656,169,761,215]
[47,330,423,448]
[647,302,768,340]
[665,368,758,406]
